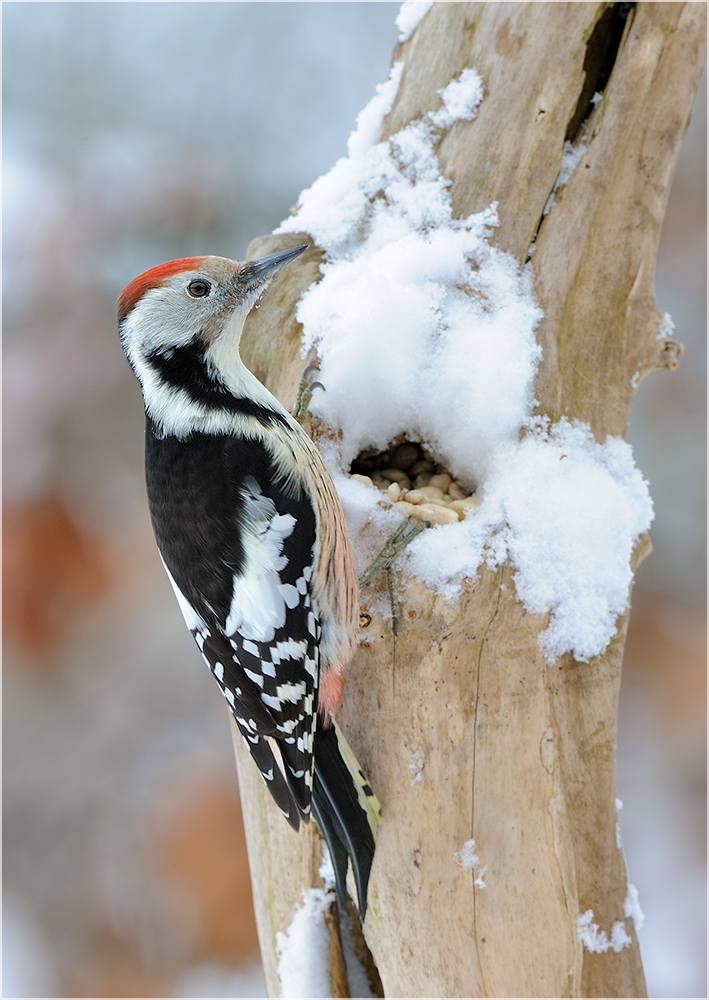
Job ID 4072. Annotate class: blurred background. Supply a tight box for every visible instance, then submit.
[2,4,705,998]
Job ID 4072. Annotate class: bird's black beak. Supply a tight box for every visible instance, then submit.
[244,244,309,284]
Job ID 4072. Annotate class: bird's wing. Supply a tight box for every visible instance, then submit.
[147,429,319,823]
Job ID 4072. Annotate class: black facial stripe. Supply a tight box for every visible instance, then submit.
[146,340,288,428]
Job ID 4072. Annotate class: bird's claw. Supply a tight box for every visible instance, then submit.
[292,365,325,424]
[359,518,427,635]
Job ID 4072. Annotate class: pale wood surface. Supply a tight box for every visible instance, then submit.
[233,4,705,996]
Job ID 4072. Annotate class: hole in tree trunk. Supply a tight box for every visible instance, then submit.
[349,437,478,525]
[565,2,636,142]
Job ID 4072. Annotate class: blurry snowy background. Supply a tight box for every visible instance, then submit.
[2,4,705,998]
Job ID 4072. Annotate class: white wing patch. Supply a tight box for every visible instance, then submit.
[225,477,297,642]
[160,474,320,827]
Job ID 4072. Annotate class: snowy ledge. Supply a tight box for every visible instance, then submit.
[576,883,645,956]
[276,848,376,999]
[276,61,653,665]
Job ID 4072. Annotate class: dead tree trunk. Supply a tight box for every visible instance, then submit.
[232,4,705,997]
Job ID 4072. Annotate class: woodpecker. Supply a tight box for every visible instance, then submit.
[117,244,379,915]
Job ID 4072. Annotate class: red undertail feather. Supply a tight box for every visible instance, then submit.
[318,670,344,722]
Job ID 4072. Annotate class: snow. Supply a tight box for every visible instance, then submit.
[611,921,633,951]
[455,838,479,870]
[455,837,487,886]
[407,418,653,662]
[658,310,675,340]
[624,882,645,932]
[347,61,404,159]
[576,887,643,957]
[276,56,654,664]
[276,888,335,998]
[543,138,588,217]
[429,68,485,129]
[319,840,337,888]
[276,845,375,999]
[317,845,375,998]
[396,1,433,42]
[615,796,624,849]
[577,909,632,954]
[337,909,377,999]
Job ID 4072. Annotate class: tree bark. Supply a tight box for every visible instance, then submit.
[232,3,706,997]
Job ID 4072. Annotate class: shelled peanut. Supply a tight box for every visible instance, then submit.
[350,441,477,525]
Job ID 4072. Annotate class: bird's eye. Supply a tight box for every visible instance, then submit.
[187,279,211,298]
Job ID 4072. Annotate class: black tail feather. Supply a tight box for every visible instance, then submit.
[236,724,302,831]
[312,719,378,917]
[311,787,351,907]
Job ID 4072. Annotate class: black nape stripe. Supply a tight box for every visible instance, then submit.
[147,340,288,428]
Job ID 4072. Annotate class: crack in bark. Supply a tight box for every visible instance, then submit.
[470,566,505,996]
[526,3,637,261]
[566,3,636,143]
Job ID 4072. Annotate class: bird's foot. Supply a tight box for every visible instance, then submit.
[292,365,324,425]
[359,518,427,635]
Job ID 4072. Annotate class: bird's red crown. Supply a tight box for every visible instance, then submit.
[117,257,207,322]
